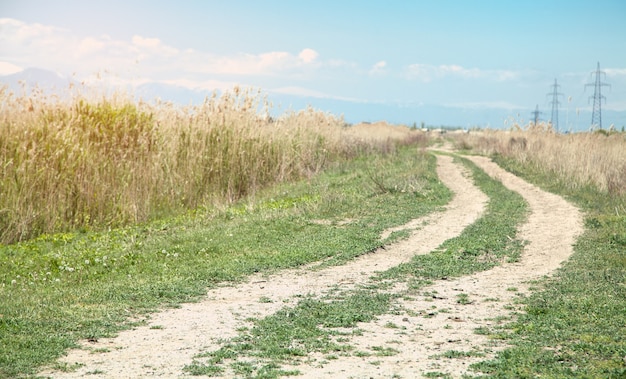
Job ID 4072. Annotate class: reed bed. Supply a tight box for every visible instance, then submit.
[452,124,626,197]
[0,86,420,244]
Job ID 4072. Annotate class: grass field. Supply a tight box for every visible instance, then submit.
[1,88,625,377]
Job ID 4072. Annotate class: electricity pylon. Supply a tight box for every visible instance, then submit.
[530,104,542,127]
[585,62,610,129]
[547,79,563,132]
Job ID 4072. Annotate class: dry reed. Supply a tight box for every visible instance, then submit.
[452,124,626,197]
[0,85,421,244]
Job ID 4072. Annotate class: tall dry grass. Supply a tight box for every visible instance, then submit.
[452,125,626,196]
[0,86,421,244]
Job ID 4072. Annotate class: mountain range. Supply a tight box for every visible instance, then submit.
[2,67,624,131]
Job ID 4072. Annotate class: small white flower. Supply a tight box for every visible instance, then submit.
[11,279,17,285]
[85,259,90,265]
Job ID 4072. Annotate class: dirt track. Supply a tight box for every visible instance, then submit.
[41,153,582,378]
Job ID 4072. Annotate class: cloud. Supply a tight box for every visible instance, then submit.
[605,68,626,77]
[271,86,361,102]
[0,61,23,75]
[369,60,387,76]
[0,18,326,87]
[272,86,332,98]
[445,100,525,110]
[159,78,239,92]
[439,64,480,78]
[77,37,105,55]
[132,35,179,56]
[298,48,318,63]
[404,63,518,82]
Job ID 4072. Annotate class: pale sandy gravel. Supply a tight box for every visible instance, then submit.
[41,154,488,378]
[285,155,583,379]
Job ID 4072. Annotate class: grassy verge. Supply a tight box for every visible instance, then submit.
[470,156,626,378]
[0,145,448,378]
[184,155,529,378]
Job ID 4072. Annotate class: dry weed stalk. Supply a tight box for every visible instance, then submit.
[0,86,420,244]
[452,127,626,196]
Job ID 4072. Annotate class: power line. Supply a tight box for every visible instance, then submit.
[547,78,563,132]
[585,62,611,129]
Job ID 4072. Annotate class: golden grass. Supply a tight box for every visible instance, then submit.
[0,86,422,244]
[452,125,626,196]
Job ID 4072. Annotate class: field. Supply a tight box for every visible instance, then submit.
[1,90,625,378]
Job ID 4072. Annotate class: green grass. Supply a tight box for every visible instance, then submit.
[186,290,392,376]
[0,145,448,378]
[470,156,626,379]
[184,154,529,378]
[379,155,527,286]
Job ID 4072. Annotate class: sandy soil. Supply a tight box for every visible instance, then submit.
[41,153,582,378]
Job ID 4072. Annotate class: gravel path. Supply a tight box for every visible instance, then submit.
[41,153,582,378]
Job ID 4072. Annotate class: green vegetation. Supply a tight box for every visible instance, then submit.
[380,156,527,286]
[184,155,529,378]
[470,156,626,379]
[4,90,623,379]
[0,145,446,378]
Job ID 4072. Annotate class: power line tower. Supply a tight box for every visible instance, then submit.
[585,62,610,129]
[530,104,542,127]
[547,79,563,132]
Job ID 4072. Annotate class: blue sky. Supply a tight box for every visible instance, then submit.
[1,0,625,128]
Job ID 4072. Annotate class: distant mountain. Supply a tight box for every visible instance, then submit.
[2,68,624,131]
[0,67,73,94]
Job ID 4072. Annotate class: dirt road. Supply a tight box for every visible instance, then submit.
[41,153,582,378]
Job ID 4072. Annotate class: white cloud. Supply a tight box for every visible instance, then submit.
[298,48,318,63]
[0,18,327,88]
[131,35,178,56]
[159,78,239,92]
[605,68,626,77]
[272,86,331,98]
[77,37,105,55]
[0,61,23,75]
[445,100,525,110]
[132,35,160,48]
[439,64,480,78]
[271,86,361,102]
[404,63,518,82]
[369,60,387,75]
[405,63,436,82]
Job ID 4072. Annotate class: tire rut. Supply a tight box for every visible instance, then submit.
[290,155,583,379]
[41,154,488,378]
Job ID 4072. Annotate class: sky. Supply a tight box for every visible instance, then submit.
[1,0,626,129]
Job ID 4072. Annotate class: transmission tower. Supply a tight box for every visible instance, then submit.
[547,79,563,132]
[530,104,543,127]
[585,62,610,129]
